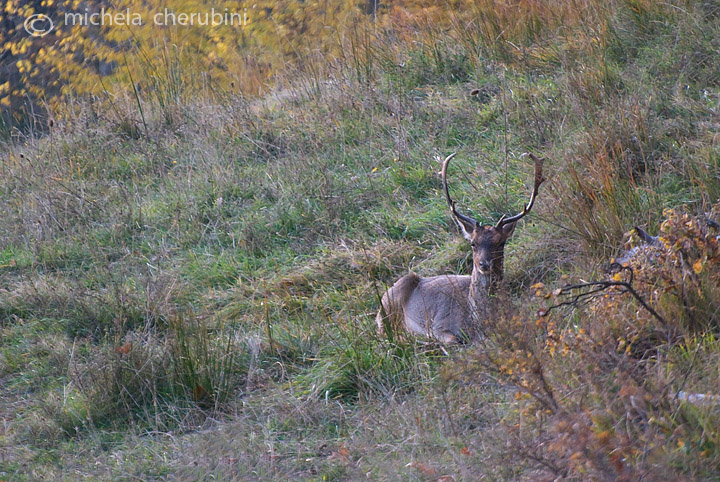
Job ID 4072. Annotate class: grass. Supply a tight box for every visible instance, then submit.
[2,0,720,479]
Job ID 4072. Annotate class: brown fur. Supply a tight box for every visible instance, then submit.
[376,272,421,337]
[374,152,544,343]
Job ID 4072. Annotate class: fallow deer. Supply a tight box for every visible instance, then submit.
[613,226,663,267]
[376,153,545,343]
[616,219,720,268]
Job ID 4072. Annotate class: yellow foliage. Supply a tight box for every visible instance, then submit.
[1,0,652,125]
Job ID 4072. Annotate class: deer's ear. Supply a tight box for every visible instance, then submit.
[454,217,476,241]
[499,221,517,239]
[634,226,659,245]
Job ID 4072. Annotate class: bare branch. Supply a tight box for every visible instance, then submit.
[542,265,667,328]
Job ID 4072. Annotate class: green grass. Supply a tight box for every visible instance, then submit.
[2,0,720,479]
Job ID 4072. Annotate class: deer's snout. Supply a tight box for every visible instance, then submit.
[477,259,492,273]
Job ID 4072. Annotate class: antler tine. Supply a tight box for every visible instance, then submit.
[496,153,545,229]
[441,152,479,228]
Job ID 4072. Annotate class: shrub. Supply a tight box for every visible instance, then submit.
[475,205,720,479]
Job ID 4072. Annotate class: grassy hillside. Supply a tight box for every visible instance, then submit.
[1,0,720,480]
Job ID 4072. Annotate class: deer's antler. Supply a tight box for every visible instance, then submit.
[441,153,480,233]
[496,153,545,229]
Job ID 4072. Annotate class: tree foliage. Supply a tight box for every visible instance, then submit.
[2,0,625,130]
[1,0,373,129]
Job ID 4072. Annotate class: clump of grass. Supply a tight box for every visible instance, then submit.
[297,330,441,402]
[2,0,720,479]
[25,315,248,439]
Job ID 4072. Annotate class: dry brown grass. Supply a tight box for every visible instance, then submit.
[2,0,720,479]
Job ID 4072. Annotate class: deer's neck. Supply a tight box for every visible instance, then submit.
[469,268,493,323]
[492,254,505,286]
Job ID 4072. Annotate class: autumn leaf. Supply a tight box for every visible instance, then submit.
[406,461,436,476]
[116,342,132,354]
[193,384,207,401]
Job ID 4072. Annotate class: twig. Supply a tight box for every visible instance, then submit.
[543,265,667,328]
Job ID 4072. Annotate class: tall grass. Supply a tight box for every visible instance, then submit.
[1,0,719,479]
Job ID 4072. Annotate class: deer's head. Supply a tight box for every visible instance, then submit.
[441,153,545,288]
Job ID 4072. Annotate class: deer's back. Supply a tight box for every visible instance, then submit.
[387,274,472,340]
